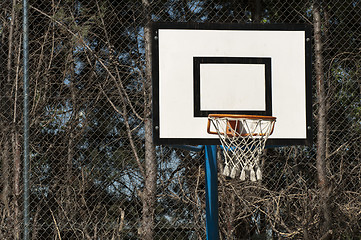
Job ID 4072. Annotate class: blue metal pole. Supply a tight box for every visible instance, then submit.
[204,145,219,240]
[23,0,30,239]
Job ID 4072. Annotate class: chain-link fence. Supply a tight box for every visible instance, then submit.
[0,0,360,239]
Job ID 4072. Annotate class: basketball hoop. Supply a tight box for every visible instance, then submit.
[207,114,276,181]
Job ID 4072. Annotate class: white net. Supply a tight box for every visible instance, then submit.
[208,115,276,181]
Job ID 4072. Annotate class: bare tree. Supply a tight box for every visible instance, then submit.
[0,0,22,239]
[313,2,332,239]
[140,1,157,239]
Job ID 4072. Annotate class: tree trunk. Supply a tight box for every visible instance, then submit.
[252,0,262,23]
[313,2,332,237]
[12,129,21,240]
[6,0,22,238]
[141,118,157,240]
[1,135,11,217]
[140,1,157,239]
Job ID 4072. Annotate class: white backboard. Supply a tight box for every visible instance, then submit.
[152,23,312,146]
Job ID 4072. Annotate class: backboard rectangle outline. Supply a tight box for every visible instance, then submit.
[193,57,272,117]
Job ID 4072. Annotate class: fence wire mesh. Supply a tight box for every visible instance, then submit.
[0,0,360,239]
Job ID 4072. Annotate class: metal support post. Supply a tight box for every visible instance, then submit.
[204,145,219,240]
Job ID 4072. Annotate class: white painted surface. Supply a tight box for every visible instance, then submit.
[158,29,307,140]
[200,64,266,111]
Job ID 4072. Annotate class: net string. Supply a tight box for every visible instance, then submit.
[209,117,275,181]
